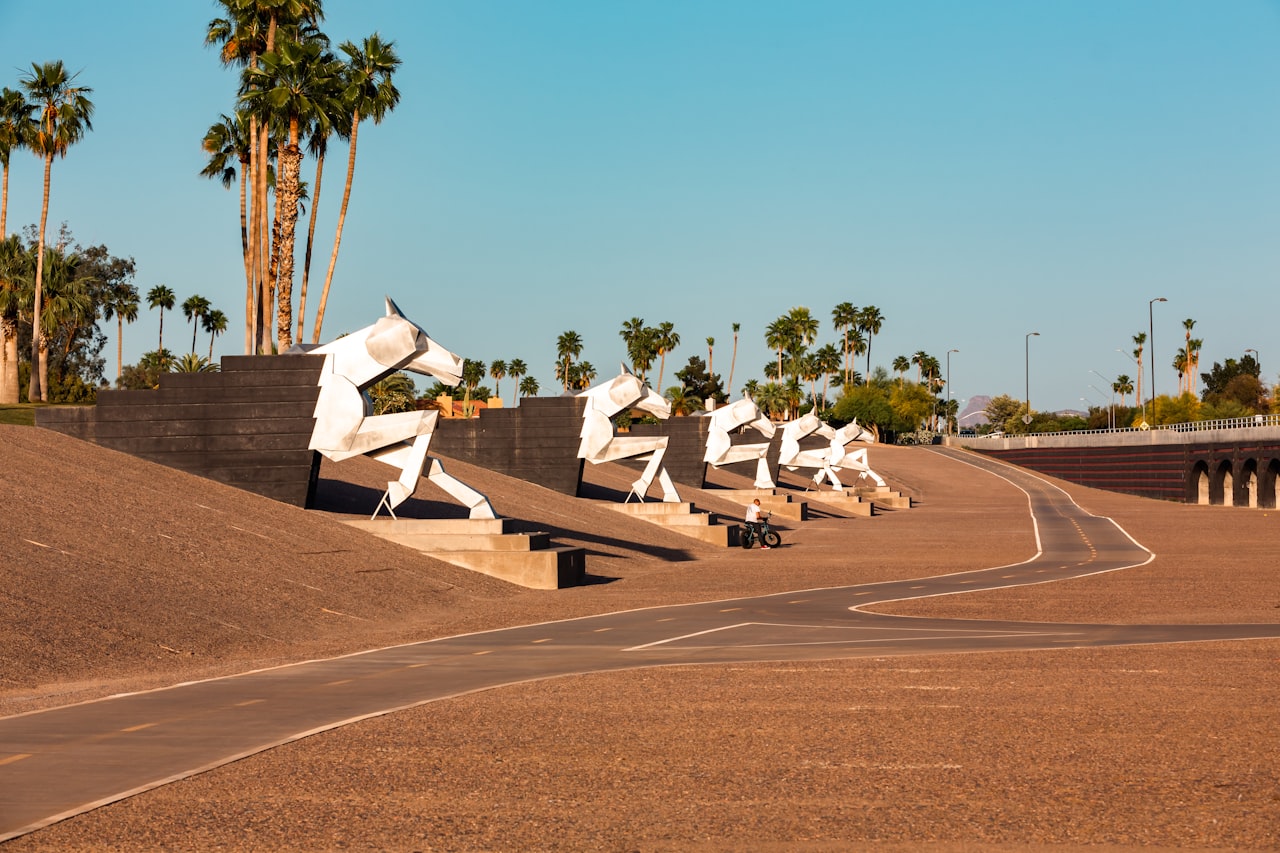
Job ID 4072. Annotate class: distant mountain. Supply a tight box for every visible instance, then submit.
[957,395,989,426]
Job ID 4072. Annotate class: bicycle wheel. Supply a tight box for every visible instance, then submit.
[763,530,782,548]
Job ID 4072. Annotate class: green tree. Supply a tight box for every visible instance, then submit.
[1113,374,1133,406]
[892,354,910,384]
[368,371,416,415]
[20,60,94,401]
[171,352,219,373]
[814,343,842,410]
[506,358,527,406]
[313,33,402,342]
[984,394,1024,430]
[831,383,893,439]
[518,374,539,397]
[665,385,702,416]
[101,282,139,386]
[674,355,724,405]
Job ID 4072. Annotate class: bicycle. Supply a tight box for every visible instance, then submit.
[741,516,782,549]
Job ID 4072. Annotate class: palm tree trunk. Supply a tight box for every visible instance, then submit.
[30,153,54,402]
[239,161,252,354]
[158,307,165,354]
[296,150,325,343]
[275,137,302,354]
[314,110,361,344]
[727,334,738,399]
[116,315,124,386]
[0,320,17,404]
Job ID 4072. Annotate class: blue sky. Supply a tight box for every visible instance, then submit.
[2,0,1278,413]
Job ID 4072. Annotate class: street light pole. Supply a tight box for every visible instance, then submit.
[1090,369,1115,429]
[946,349,959,435]
[1148,297,1167,424]
[1025,332,1039,431]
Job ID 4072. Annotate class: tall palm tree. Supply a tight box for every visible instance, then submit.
[618,316,649,378]
[654,321,679,393]
[0,87,34,240]
[489,359,507,400]
[182,295,212,353]
[705,336,715,390]
[727,322,740,400]
[831,301,858,387]
[313,33,401,343]
[101,283,140,386]
[242,37,341,353]
[857,305,883,382]
[1172,350,1187,393]
[1186,338,1203,396]
[1180,318,1196,395]
[556,330,583,391]
[203,308,228,361]
[146,284,175,353]
[19,60,94,402]
[200,111,253,349]
[786,307,818,380]
[208,0,324,354]
[506,358,527,406]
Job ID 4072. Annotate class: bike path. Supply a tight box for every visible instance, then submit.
[4,448,1279,841]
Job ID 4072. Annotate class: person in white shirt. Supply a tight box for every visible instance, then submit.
[744,498,770,549]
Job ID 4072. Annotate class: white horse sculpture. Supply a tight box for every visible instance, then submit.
[702,396,777,489]
[779,413,886,491]
[306,297,496,520]
[578,366,680,503]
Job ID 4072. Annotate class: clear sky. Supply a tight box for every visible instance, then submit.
[2,0,1278,413]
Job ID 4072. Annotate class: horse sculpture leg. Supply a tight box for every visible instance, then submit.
[629,442,680,503]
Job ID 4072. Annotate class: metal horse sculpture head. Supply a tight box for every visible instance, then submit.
[361,297,464,388]
[579,365,671,420]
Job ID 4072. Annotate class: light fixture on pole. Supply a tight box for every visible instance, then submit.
[1245,347,1259,369]
[946,349,959,435]
[1090,369,1115,429]
[1024,332,1039,429]
[1088,384,1114,429]
[1148,297,1167,424]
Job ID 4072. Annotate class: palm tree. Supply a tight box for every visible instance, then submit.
[754,381,786,420]
[0,87,34,240]
[1113,374,1133,406]
[182,295,212,353]
[102,283,140,386]
[911,350,929,383]
[726,322,740,400]
[172,352,219,373]
[0,234,31,403]
[1172,350,1187,393]
[705,336,715,388]
[203,308,228,361]
[19,60,94,401]
[815,343,841,408]
[506,358,527,406]
[146,285,175,353]
[654,321,679,393]
[666,385,702,416]
[785,307,818,380]
[1186,338,1203,396]
[892,354,910,384]
[1131,333,1152,409]
[519,374,540,398]
[573,360,597,390]
[764,316,791,381]
[742,378,759,400]
[200,112,253,350]
[831,301,858,386]
[489,359,507,400]
[241,37,341,353]
[556,330,582,391]
[313,33,401,343]
[857,305,884,382]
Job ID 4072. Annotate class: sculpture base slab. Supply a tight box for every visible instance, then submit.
[605,501,737,547]
[708,488,808,521]
[343,518,586,589]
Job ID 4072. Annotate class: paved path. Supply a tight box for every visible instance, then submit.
[3,448,1278,841]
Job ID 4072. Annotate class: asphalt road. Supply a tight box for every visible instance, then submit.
[3,448,1278,841]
